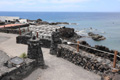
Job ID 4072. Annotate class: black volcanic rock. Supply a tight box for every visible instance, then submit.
[49,22,69,25]
[88,32,106,41]
[36,19,42,22]
[58,27,74,38]
[56,22,69,25]
[37,21,49,25]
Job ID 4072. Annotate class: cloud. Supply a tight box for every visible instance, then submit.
[0,0,92,5]
[38,0,91,3]
[0,0,97,11]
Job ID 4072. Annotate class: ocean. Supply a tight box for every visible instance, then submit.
[0,12,120,51]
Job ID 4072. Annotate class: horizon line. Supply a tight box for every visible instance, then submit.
[0,11,120,13]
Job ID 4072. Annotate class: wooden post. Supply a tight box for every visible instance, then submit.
[77,41,80,52]
[113,51,118,68]
[36,32,38,38]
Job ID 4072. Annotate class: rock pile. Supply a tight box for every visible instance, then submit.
[88,32,106,41]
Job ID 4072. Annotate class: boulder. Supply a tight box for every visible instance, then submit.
[58,27,74,38]
[36,19,42,22]
[88,32,106,41]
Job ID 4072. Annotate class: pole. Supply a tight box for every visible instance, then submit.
[77,41,80,52]
[113,51,118,68]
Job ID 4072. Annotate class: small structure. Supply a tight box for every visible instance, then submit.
[5,57,24,68]
[27,36,45,66]
[19,19,28,24]
[0,16,20,22]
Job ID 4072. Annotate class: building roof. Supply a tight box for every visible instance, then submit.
[0,16,20,22]
[0,24,23,28]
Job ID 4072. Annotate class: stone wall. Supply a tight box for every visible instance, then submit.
[0,28,19,34]
[50,31,61,55]
[0,24,29,34]
[16,33,31,44]
[40,39,51,48]
[0,58,37,80]
[57,44,116,75]
[16,32,51,48]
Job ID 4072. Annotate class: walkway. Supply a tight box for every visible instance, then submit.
[0,33,101,80]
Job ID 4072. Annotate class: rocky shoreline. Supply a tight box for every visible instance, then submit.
[1,17,120,80]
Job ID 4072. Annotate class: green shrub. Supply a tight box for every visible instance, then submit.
[20,52,27,58]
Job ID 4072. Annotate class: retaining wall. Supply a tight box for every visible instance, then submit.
[0,24,29,34]
[57,44,117,75]
[0,29,19,34]
[0,58,37,80]
[16,32,51,48]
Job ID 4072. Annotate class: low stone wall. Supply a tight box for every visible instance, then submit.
[0,24,29,34]
[16,32,51,48]
[0,58,37,80]
[40,39,51,48]
[16,35,31,44]
[57,44,118,75]
[0,29,19,34]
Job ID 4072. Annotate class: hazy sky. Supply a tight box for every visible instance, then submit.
[0,0,120,12]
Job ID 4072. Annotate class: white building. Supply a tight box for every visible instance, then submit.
[0,16,20,22]
[19,19,28,24]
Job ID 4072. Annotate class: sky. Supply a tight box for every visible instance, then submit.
[0,0,120,12]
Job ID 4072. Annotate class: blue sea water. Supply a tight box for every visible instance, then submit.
[0,12,120,51]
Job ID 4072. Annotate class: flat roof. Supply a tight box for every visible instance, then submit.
[0,24,23,28]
